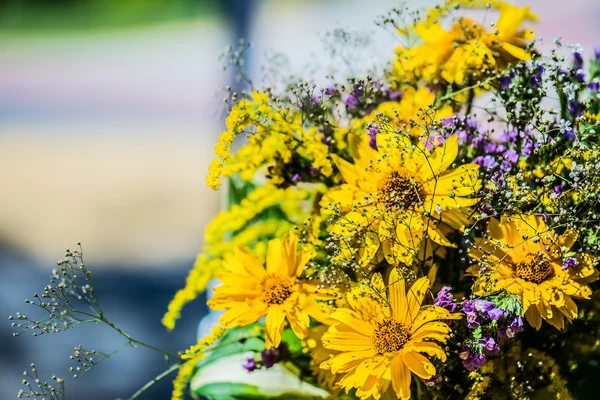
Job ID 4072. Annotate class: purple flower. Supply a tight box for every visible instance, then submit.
[504,149,519,164]
[588,81,600,91]
[422,375,442,387]
[498,316,524,338]
[595,45,600,60]
[474,155,497,170]
[478,337,500,355]
[499,73,514,90]
[484,142,497,153]
[554,185,563,194]
[324,86,337,96]
[434,286,457,313]
[387,89,402,101]
[291,173,302,183]
[497,129,518,143]
[569,100,584,117]
[462,300,480,329]
[242,357,258,372]
[368,126,378,150]
[562,257,578,270]
[522,139,533,157]
[531,65,544,89]
[261,347,279,369]
[455,130,468,145]
[345,95,359,110]
[461,344,486,371]
[499,160,513,172]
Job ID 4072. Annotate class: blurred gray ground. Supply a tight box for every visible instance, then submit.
[0,0,599,399]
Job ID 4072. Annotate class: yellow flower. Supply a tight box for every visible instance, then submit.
[469,215,599,330]
[364,87,453,137]
[320,269,460,400]
[207,233,329,348]
[323,133,481,266]
[394,1,536,86]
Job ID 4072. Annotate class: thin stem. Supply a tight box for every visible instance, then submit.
[101,317,181,360]
[416,378,425,400]
[75,311,180,360]
[122,362,181,400]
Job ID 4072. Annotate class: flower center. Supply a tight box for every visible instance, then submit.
[372,319,411,354]
[514,253,554,284]
[378,173,424,210]
[261,274,293,305]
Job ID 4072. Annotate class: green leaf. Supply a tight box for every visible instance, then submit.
[193,382,269,400]
[281,329,303,355]
[197,337,264,369]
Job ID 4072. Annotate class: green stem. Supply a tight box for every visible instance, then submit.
[416,378,424,400]
[123,362,181,400]
[75,311,180,360]
[102,317,181,360]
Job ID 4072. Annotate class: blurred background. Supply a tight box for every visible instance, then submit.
[0,0,598,398]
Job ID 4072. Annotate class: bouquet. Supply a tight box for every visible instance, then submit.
[12,0,600,399]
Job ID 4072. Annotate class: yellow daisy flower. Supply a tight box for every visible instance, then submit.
[364,87,453,138]
[320,269,460,400]
[207,233,329,348]
[469,215,599,330]
[394,1,536,85]
[323,133,481,266]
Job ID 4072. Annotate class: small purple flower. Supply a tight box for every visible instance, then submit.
[499,73,514,90]
[499,160,513,172]
[588,81,600,91]
[569,100,584,118]
[387,89,402,101]
[478,337,500,355]
[484,142,497,153]
[462,300,480,329]
[531,65,544,89]
[461,345,486,371]
[595,45,600,60]
[474,155,497,170]
[368,126,378,150]
[243,357,258,372]
[345,95,359,110]
[455,130,468,145]
[261,347,279,369]
[522,139,533,157]
[497,129,518,143]
[553,185,563,194]
[422,375,442,387]
[562,257,578,271]
[434,286,457,313]
[504,149,519,164]
[498,316,524,338]
[291,173,302,183]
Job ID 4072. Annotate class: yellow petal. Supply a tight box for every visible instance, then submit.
[405,277,430,323]
[402,351,436,379]
[389,268,408,322]
[265,307,286,348]
[391,357,412,400]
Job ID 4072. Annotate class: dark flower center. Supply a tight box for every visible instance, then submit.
[379,173,424,210]
[514,253,554,284]
[372,318,411,354]
[261,275,293,305]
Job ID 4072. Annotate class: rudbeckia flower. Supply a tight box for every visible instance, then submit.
[323,133,481,266]
[362,87,453,138]
[320,269,460,400]
[394,1,537,85]
[207,233,329,348]
[469,215,599,329]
